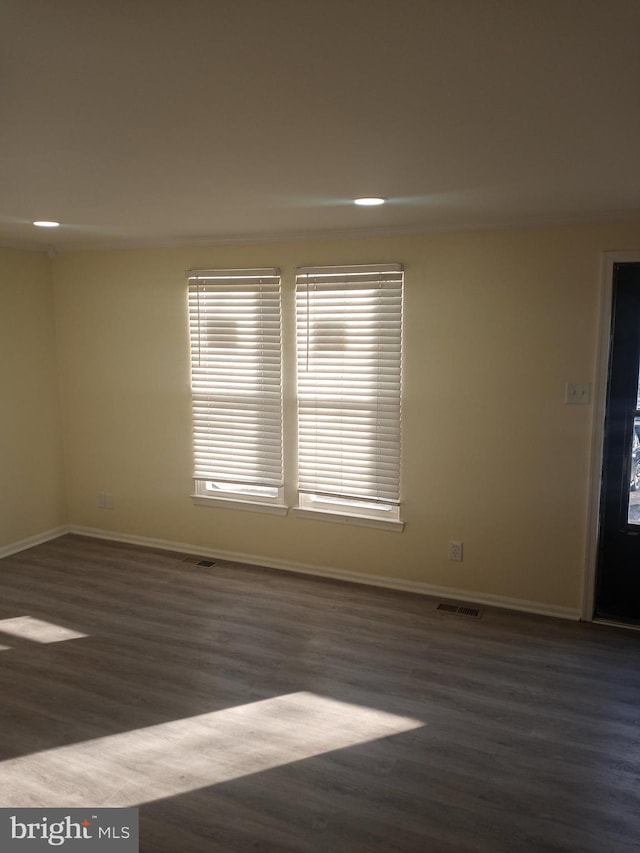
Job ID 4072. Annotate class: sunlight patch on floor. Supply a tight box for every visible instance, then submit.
[0,692,424,807]
[0,616,88,644]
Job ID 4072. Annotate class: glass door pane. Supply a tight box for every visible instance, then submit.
[628,417,640,524]
[626,366,640,525]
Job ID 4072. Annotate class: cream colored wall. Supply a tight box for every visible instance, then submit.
[0,248,66,547]
[50,221,640,611]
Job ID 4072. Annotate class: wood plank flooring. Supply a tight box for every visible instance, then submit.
[0,534,639,852]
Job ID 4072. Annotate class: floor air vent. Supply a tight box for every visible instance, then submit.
[181,556,217,567]
[436,602,482,618]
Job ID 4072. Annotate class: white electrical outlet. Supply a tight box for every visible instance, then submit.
[98,492,114,509]
[448,540,463,562]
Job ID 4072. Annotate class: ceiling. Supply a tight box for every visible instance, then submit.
[3,0,640,251]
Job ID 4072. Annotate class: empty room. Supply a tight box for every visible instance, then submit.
[1,1,639,851]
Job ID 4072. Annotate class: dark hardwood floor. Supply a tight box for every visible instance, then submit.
[0,534,638,852]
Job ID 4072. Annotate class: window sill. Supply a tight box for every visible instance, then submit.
[191,496,289,516]
[290,506,404,532]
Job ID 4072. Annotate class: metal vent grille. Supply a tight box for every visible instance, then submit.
[435,602,482,618]
[181,556,217,567]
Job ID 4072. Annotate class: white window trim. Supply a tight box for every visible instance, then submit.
[187,262,405,531]
[291,505,404,532]
[191,479,287,515]
[192,494,289,515]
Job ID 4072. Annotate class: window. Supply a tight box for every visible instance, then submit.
[294,264,403,528]
[187,263,404,530]
[187,268,285,512]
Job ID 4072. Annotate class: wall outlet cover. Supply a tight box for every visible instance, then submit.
[448,540,463,561]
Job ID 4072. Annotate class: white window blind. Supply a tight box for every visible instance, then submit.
[187,268,283,496]
[295,263,403,512]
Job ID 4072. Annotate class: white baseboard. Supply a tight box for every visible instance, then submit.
[69,525,581,621]
[0,526,69,560]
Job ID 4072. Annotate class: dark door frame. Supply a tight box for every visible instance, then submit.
[584,251,640,625]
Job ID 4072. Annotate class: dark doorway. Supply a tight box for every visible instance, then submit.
[595,262,640,623]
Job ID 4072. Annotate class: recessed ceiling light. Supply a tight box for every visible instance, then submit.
[354,197,386,206]
[33,220,61,228]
